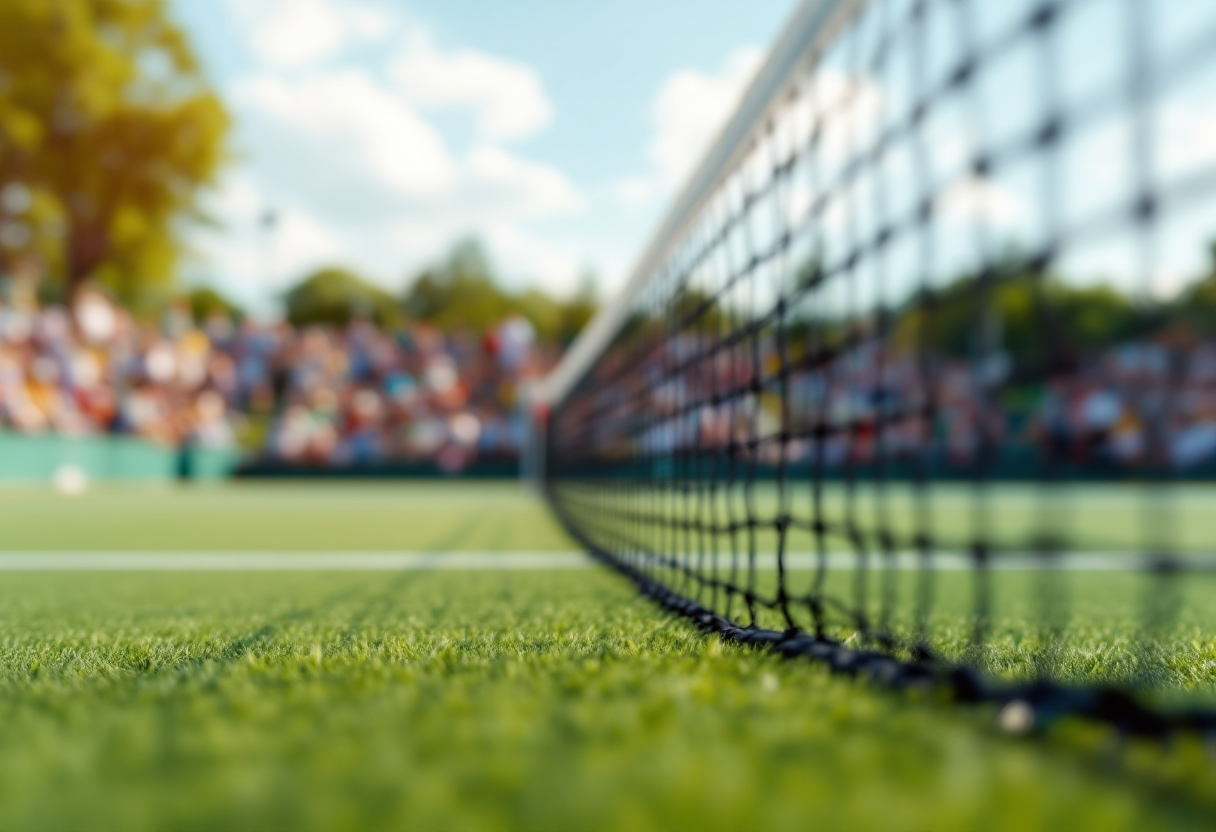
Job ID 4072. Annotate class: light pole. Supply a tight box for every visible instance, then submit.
[260,209,278,313]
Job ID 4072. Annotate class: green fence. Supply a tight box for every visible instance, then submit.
[0,431,240,483]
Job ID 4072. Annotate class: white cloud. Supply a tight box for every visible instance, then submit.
[387,31,553,142]
[937,176,1025,228]
[483,226,585,295]
[464,146,582,218]
[376,217,587,298]
[206,51,582,308]
[647,47,764,189]
[805,69,886,165]
[235,70,456,198]
[373,144,585,295]
[618,48,883,211]
[607,46,764,212]
[623,59,889,245]
[191,176,349,314]
[229,0,397,70]
[207,174,263,222]
[198,3,604,308]
[274,210,348,275]
[610,176,656,207]
[1159,102,1216,180]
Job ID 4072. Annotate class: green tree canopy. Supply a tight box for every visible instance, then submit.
[402,239,600,344]
[1165,242,1216,338]
[284,267,400,329]
[188,286,243,323]
[512,272,598,346]
[0,0,229,301]
[403,240,514,333]
[891,259,1140,369]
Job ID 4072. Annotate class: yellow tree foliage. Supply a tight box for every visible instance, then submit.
[0,0,229,303]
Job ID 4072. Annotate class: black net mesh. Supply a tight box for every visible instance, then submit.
[545,0,1216,733]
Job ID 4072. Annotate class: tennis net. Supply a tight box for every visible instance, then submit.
[539,0,1216,737]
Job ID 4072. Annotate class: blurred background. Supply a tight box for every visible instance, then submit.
[2,3,1216,829]
[0,0,794,481]
[5,0,1216,487]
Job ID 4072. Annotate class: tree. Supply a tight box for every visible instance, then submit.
[402,239,601,343]
[512,271,599,345]
[402,239,513,333]
[558,272,599,345]
[0,0,229,300]
[188,286,243,323]
[892,258,1139,371]
[1165,241,1216,338]
[284,267,400,329]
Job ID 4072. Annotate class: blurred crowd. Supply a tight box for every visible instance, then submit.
[597,332,1216,474]
[852,340,1216,471]
[11,283,1216,475]
[0,287,555,471]
[262,315,550,470]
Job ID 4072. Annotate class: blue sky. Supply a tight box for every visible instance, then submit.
[170,0,1216,320]
[171,0,798,314]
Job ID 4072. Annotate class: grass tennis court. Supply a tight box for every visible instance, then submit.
[0,483,572,552]
[1,481,1212,553]
[0,482,1213,831]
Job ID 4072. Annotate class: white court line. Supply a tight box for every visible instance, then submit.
[0,551,1210,571]
[0,552,595,571]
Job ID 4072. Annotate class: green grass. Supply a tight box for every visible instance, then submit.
[0,482,1213,831]
[560,481,1216,557]
[698,565,1216,694]
[0,483,571,551]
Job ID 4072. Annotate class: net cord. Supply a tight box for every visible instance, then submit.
[539,0,868,409]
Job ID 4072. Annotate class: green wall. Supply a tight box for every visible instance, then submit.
[0,431,240,483]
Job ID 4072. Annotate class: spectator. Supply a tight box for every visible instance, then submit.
[0,287,555,472]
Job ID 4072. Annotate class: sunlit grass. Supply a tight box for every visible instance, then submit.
[0,482,573,552]
[0,482,1211,830]
[0,570,1213,832]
